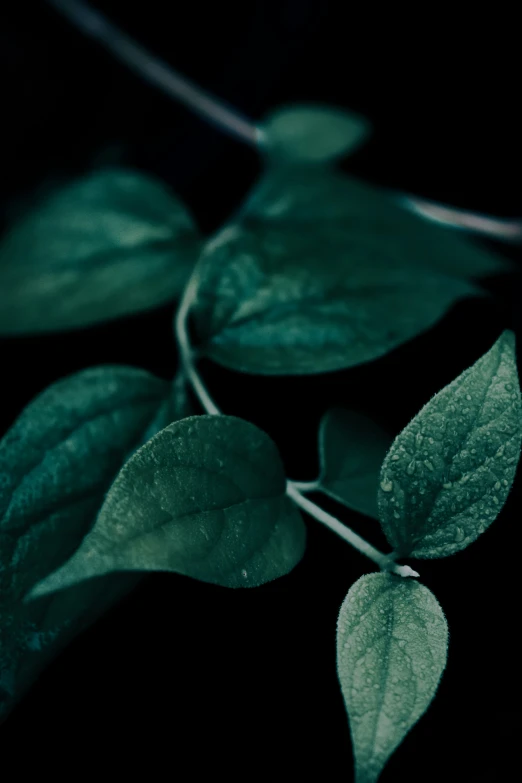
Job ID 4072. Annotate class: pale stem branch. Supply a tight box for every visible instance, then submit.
[174,270,221,416]
[289,480,321,492]
[402,195,522,242]
[286,482,419,578]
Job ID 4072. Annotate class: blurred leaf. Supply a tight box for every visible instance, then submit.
[261,104,371,163]
[243,166,512,279]
[318,409,391,519]
[378,330,522,557]
[190,222,479,375]
[0,365,194,720]
[337,573,448,783]
[0,168,201,334]
[30,415,306,596]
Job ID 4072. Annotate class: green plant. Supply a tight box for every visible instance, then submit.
[1,3,520,779]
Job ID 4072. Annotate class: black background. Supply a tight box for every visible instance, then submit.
[0,2,520,780]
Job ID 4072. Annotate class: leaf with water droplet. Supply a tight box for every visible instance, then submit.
[0,167,201,334]
[0,365,194,720]
[378,330,522,557]
[260,104,371,163]
[29,415,306,597]
[190,222,478,375]
[337,573,448,783]
[317,409,391,519]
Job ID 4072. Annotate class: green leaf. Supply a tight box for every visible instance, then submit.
[378,330,522,558]
[0,365,194,720]
[30,415,306,596]
[260,104,371,163]
[318,409,392,519]
[337,573,448,783]
[190,222,478,375]
[0,167,201,334]
[0,365,173,597]
[242,166,511,280]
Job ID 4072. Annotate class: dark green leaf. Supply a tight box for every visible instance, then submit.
[0,365,194,720]
[378,330,522,558]
[191,222,478,375]
[318,409,392,519]
[260,104,371,163]
[0,573,140,723]
[242,166,511,279]
[0,168,201,334]
[30,415,306,595]
[337,573,448,783]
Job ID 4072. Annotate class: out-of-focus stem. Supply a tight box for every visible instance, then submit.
[46,0,261,146]
[47,0,520,243]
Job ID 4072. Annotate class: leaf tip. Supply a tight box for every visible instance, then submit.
[499,328,516,352]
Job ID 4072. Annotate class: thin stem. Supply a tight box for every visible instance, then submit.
[290,480,321,493]
[46,0,260,147]
[403,194,522,243]
[49,0,520,243]
[174,270,221,416]
[286,483,419,578]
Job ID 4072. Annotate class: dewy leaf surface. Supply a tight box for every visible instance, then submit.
[260,104,371,163]
[337,573,448,783]
[0,365,194,720]
[191,222,478,375]
[378,330,522,557]
[318,409,392,519]
[242,166,511,280]
[31,415,306,595]
[0,167,201,333]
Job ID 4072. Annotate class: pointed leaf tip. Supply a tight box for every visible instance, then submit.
[378,330,522,558]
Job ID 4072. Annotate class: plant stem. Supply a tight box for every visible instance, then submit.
[286,483,418,578]
[290,480,321,493]
[46,0,260,147]
[174,286,418,578]
[401,194,522,243]
[47,0,521,244]
[175,269,221,416]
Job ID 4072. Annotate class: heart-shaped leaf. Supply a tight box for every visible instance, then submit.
[378,330,522,557]
[190,222,478,375]
[0,167,201,334]
[30,415,306,595]
[337,573,448,783]
[242,166,511,280]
